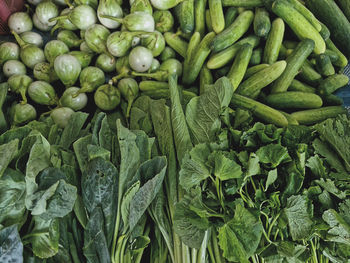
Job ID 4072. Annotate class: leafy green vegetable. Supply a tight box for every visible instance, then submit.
[0,225,23,262]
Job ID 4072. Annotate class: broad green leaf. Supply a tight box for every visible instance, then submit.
[73,134,92,173]
[0,225,23,263]
[186,77,233,144]
[83,207,111,263]
[282,125,312,149]
[179,143,211,191]
[315,178,346,199]
[0,168,26,227]
[87,144,110,161]
[30,182,59,216]
[169,74,192,163]
[82,157,118,247]
[218,204,263,262]
[0,139,18,178]
[121,181,140,231]
[210,151,243,180]
[265,168,278,191]
[0,126,31,146]
[59,112,89,149]
[339,200,350,225]
[323,209,350,245]
[129,235,151,252]
[284,195,313,241]
[306,155,326,178]
[129,156,167,231]
[130,96,154,134]
[91,112,106,146]
[282,162,304,203]
[30,217,59,259]
[256,144,291,168]
[25,134,51,211]
[173,198,209,249]
[245,152,260,178]
[312,138,347,173]
[74,195,88,229]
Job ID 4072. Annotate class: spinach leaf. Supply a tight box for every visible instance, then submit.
[83,207,111,263]
[169,74,192,163]
[323,209,350,245]
[82,157,118,247]
[186,77,233,144]
[0,139,18,178]
[0,225,23,263]
[209,151,243,180]
[256,144,291,168]
[284,195,313,241]
[73,134,92,173]
[218,204,263,262]
[129,156,167,231]
[59,112,89,150]
[28,217,60,259]
[121,181,140,232]
[0,169,26,227]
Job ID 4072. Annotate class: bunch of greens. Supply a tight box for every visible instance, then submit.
[0,109,168,263]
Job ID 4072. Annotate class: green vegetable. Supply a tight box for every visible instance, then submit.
[222,0,263,7]
[35,0,59,28]
[141,31,166,57]
[97,0,123,29]
[10,102,37,125]
[54,54,81,87]
[254,7,271,37]
[153,10,174,33]
[20,32,43,48]
[69,50,93,68]
[129,46,154,73]
[316,54,335,77]
[78,66,105,94]
[8,12,33,34]
[28,81,57,106]
[209,0,225,33]
[195,0,207,37]
[8,74,32,104]
[263,18,285,64]
[250,47,262,65]
[95,53,116,73]
[2,60,26,78]
[164,32,188,58]
[117,78,139,117]
[50,8,78,33]
[131,0,153,14]
[57,30,83,49]
[289,79,316,93]
[106,31,135,57]
[33,13,51,32]
[325,38,348,68]
[50,107,74,128]
[318,74,349,96]
[84,24,110,54]
[266,91,323,109]
[0,42,20,66]
[211,10,254,52]
[44,40,69,64]
[271,39,315,93]
[33,62,58,83]
[94,83,121,111]
[291,106,347,125]
[60,87,88,111]
[150,0,184,10]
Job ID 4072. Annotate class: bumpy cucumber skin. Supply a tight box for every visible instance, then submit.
[231,93,289,127]
[325,39,348,68]
[289,79,316,93]
[318,74,349,96]
[266,91,323,109]
[244,64,269,80]
[272,0,326,54]
[316,54,335,77]
[263,18,285,64]
[209,0,225,33]
[271,39,315,94]
[164,33,188,57]
[291,106,347,125]
[222,0,264,7]
[254,7,271,37]
[299,60,322,86]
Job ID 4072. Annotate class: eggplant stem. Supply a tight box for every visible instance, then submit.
[99,14,123,23]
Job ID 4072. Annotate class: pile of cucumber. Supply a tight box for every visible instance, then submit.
[166,0,350,126]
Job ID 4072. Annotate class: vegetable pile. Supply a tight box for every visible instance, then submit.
[1,0,350,262]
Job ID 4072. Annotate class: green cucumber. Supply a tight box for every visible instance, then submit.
[286,0,322,31]
[209,0,225,33]
[289,79,316,93]
[311,49,339,63]
[322,93,344,106]
[164,33,188,58]
[186,32,201,62]
[200,66,213,94]
[280,111,299,125]
[263,18,285,64]
[299,60,323,85]
[210,10,254,52]
[230,93,289,127]
[319,22,330,41]
[183,32,216,84]
[244,64,269,79]
[291,106,347,125]
[283,40,298,49]
[278,44,288,59]
[318,74,349,95]
[222,0,264,7]
[207,35,260,69]
[227,44,254,91]
[225,7,239,29]
[316,54,335,77]
[272,0,326,54]
[236,60,287,99]
[271,39,315,93]
[250,48,262,65]
[195,0,207,37]
[306,0,350,57]
[175,0,195,34]
[254,7,271,37]
[325,39,348,68]
[335,0,350,20]
[266,91,323,109]
[205,9,213,32]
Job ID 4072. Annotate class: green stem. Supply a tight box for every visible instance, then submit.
[100,14,124,23]
[111,200,122,263]
[131,71,168,82]
[120,235,129,263]
[112,72,131,83]
[126,98,134,118]
[207,235,216,263]
[114,234,126,263]
[191,248,198,263]
[212,231,223,263]
[11,31,26,48]
[48,15,68,23]
[182,243,191,263]
[197,230,210,263]
[267,213,280,240]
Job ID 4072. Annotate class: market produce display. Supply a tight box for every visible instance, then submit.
[1,0,350,262]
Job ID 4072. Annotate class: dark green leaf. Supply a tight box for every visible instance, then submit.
[87,144,111,161]
[322,209,350,245]
[0,139,18,178]
[265,168,278,191]
[218,204,263,262]
[59,112,88,150]
[306,155,326,178]
[315,178,346,199]
[186,77,233,144]
[0,225,23,263]
[256,144,291,168]
[284,195,313,240]
[209,151,243,180]
[73,134,92,173]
